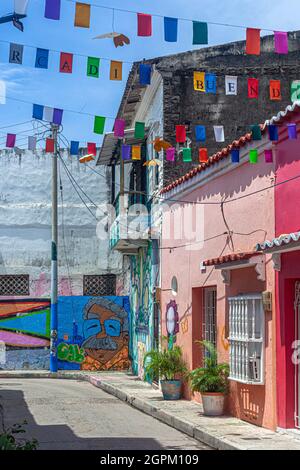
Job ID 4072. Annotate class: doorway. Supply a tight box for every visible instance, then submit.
[295,281,300,429]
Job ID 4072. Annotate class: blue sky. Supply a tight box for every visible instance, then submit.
[0,0,300,149]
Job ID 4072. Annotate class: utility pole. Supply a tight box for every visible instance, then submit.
[50,124,59,373]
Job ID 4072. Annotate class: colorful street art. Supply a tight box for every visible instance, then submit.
[57,296,130,371]
[0,300,51,370]
[166,300,179,349]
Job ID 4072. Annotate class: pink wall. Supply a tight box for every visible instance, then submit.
[161,152,277,429]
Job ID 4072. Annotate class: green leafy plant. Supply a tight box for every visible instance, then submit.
[0,420,38,451]
[189,340,229,394]
[144,342,187,382]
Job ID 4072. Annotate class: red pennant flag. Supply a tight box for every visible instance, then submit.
[46,138,54,153]
[248,78,259,99]
[246,28,261,55]
[270,80,282,101]
[176,125,186,143]
[60,52,73,73]
[137,13,152,37]
[199,148,208,163]
[87,142,97,156]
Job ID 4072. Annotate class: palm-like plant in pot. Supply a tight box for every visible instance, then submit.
[144,342,187,400]
[189,340,229,416]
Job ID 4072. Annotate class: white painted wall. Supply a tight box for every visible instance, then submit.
[0,149,123,297]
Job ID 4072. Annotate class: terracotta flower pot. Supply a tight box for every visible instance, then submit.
[161,380,182,400]
[201,392,225,416]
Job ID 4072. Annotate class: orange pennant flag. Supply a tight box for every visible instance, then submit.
[132,145,141,160]
[246,28,261,55]
[270,80,282,101]
[75,2,91,28]
[110,61,123,81]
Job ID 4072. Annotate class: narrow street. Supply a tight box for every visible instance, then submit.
[0,379,210,451]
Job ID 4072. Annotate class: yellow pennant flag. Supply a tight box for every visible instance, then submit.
[110,61,123,81]
[132,145,141,160]
[194,72,206,92]
[75,2,91,28]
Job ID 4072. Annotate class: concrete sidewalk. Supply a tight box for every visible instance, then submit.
[1,370,300,450]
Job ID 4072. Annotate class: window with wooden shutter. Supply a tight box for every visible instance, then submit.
[228,294,264,385]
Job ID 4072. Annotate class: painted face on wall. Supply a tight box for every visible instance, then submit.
[82,302,128,365]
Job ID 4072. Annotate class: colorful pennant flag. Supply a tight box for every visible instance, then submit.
[87,142,97,156]
[249,149,258,163]
[110,61,123,81]
[164,17,178,42]
[287,123,297,140]
[6,134,16,148]
[9,43,23,65]
[225,76,238,95]
[270,80,281,101]
[176,125,186,143]
[60,53,73,74]
[183,147,192,162]
[122,144,131,161]
[231,149,240,163]
[94,116,106,135]
[46,138,55,153]
[274,31,288,54]
[205,73,217,94]
[248,78,259,99]
[193,21,208,45]
[114,119,125,138]
[43,106,54,122]
[195,125,206,142]
[199,148,208,163]
[75,2,91,28]
[194,72,206,92]
[264,149,273,163]
[28,136,37,151]
[53,108,63,125]
[137,13,152,37]
[139,64,152,85]
[291,81,300,102]
[268,125,279,142]
[214,125,225,142]
[70,141,80,155]
[87,57,100,78]
[14,0,29,15]
[45,0,61,20]
[251,125,262,141]
[132,145,141,160]
[35,48,49,69]
[134,122,145,139]
[166,147,175,162]
[0,80,6,104]
[32,104,44,120]
[246,28,261,55]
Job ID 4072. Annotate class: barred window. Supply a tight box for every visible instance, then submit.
[228,294,265,385]
[0,275,30,296]
[83,275,116,296]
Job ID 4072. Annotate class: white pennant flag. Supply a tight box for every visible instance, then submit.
[43,106,54,122]
[14,0,29,15]
[225,75,238,95]
[28,136,37,151]
[0,81,6,104]
[214,126,225,143]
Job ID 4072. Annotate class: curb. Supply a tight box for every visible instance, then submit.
[0,372,240,450]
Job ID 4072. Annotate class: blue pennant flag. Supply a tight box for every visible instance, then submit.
[139,64,152,85]
[231,149,240,163]
[70,141,80,156]
[205,73,217,94]
[35,48,49,69]
[32,104,44,120]
[195,125,206,142]
[164,17,178,42]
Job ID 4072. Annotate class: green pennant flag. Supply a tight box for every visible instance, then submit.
[87,57,100,78]
[291,81,300,102]
[94,116,106,134]
[251,125,262,141]
[249,149,258,164]
[193,21,208,45]
[183,147,192,162]
[134,122,145,139]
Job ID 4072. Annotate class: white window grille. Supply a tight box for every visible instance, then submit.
[228,294,265,385]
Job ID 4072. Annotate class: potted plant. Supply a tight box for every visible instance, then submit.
[144,342,187,400]
[189,340,229,416]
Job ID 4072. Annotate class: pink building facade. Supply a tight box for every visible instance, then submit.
[160,103,300,431]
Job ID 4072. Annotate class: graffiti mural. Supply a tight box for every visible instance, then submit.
[0,300,51,370]
[166,300,179,349]
[57,296,130,371]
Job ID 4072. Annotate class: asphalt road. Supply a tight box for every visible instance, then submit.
[0,378,210,451]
